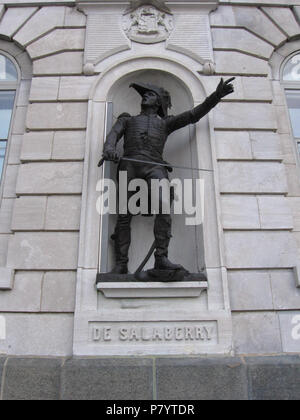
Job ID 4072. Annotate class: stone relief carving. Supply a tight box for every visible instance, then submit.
[123,5,174,44]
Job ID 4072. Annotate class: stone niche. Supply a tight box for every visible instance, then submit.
[73,0,231,356]
[101,69,205,275]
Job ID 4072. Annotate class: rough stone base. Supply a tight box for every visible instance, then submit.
[0,355,299,400]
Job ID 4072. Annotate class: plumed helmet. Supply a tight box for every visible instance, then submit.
[130,82,172,118]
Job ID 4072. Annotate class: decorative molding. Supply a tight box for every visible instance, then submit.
[166,11,214,65]
[84,12,130,71]
[123,4,174,44]
[124,0,172,15]
[97,281,208,298]
[78,0,218,72]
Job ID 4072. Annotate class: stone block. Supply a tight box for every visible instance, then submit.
[278,312,300,354]
[17,80,31,107]
[210,5,236,26]
[205,76,272,102]
[27,28,85,59]
[287,197,300,231]
[242,77,273,102]
[249,132,282,161]
[228,270,273,311]
[20,131,53,161]
[279,134,297,165]
[0,38,22,58]
[64,6,86,27]
[215,103,277,131]
[61,358,153,400]
[274,105,291,135]
[16,51,32,80]
[11,106,27,135]
[26,102,87,130]
[52,131,85,160]
[294,7,300,25]
[7,232,79,270]
[11,196,47,231]
[0,7,37,38]
[205,76,243,101]
[33,52,83,76]
[2,358,61,400]
[262,7,300,39]
[59,76,95,100]
[272,81,286,107]
[294,232,300,256]
[246,355,300,400]
[232,312,282,355]
[45,195,81,230]
[215,131,252,160]
[219,162,287,194]
[234,6,286,46]
[214,51,269,76]
[0,234,10,266]
[16,162,83,194]
[0,199,14,234]
[212,27,273,59]
[41,271,76,312]
[271,270,300,310]
[0,268,14,290]
[257,196,293,230]
[221,195,260,229]
[8,135,22,165]
[13,6,65,46]
[156,358,248,400]
[224,231,298,269]
[0,313,73,356]
[285,164,300,196]
[84,11,130,64]
[29,77,59,101]
[2,165,18,198]
[0,271,42,310]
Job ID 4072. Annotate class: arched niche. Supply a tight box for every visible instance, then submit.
[102,69,205,274]
[74,55,231,356]
[78,56,223,299]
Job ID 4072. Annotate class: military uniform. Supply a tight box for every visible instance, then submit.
[103,85,221,273]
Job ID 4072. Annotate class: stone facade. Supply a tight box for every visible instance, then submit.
[0,0,299,399]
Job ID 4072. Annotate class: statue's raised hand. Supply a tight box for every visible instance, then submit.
[216,77,235,99]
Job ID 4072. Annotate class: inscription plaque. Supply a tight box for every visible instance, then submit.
[89,321,218,345]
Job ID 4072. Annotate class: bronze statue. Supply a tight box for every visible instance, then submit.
[100,78,234,280]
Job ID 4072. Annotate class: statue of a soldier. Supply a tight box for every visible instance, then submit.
[102,78,234,275]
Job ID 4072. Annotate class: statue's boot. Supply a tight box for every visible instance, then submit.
[110,225,131,274]
[154,256,183,271]
[154,215,183,271]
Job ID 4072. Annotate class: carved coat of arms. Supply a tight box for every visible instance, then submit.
[123,5,174,44]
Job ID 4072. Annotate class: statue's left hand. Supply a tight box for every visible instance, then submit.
[216,77,235,99]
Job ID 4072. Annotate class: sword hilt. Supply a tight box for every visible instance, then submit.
[98,157,105,167]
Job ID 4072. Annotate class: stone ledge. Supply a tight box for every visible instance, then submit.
[97,281,208,298]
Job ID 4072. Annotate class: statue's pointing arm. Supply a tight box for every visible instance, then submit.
[166,78,235,134]
[102,116,128,161]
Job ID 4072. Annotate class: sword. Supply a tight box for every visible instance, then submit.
[98,156,213,172]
